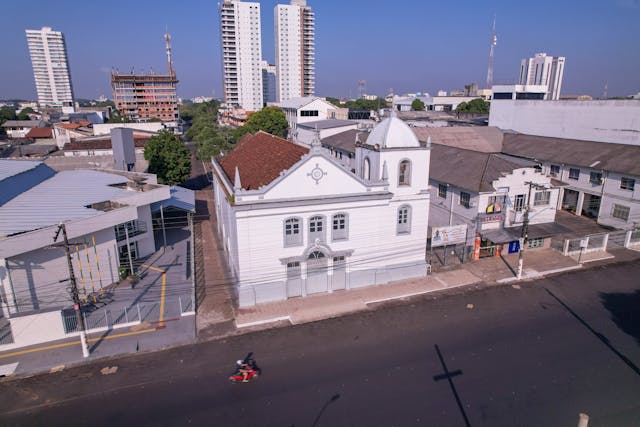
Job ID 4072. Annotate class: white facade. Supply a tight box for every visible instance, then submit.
[278,97,339,137]
[429,169,560,249]
[519,53,565,100]
[25,27,75,110]
[274,0,315,102]
[543,163,640,229]
[220,0,264,111]
[212,117,430,307]
[489,100,640,145]
[491,84,548,100]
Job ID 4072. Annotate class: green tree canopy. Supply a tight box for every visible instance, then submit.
[411,98,425,111]
[455,98,490,113]
[16,107,35,120]
[241,106,288,137]
[144,131,191,185]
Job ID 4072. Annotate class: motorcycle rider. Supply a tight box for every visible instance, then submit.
[237,361,253,382]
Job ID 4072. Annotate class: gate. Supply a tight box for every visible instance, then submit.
[286,262,302,298]
[306,251,328,295]
[331,256,346,291]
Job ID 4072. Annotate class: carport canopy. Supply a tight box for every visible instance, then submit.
[151,185,195,213]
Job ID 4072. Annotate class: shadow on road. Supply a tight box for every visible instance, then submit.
[433,344,470,427]
[311,393,341,427]
[600,290,640,346]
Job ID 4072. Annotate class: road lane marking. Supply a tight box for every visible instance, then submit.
[0,328,157,359]
[140,263,167,327]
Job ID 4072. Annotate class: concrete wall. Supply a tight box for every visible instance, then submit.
[489,100,640,145]
[93,122,166,136]
[5,227,119,314]
[296,124,357,145]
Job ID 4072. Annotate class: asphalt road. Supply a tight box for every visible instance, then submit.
[1,262,639,427]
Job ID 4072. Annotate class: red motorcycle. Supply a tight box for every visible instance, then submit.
[229,353,261,383]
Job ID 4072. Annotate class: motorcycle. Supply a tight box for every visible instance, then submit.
[229,352,261,383]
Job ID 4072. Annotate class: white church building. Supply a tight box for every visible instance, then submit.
[212,115,431,307]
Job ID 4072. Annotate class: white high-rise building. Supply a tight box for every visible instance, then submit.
[219,0,264,111]
[274,0,315,102]
[25,27,75,111]
[518,52,565,100]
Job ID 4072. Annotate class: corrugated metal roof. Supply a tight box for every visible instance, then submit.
[502,133,640,176]
[0,170,131,236]
[413,126,504,153]
[0,159,43,182]
[278,96,322,109]
[1,120,45,128]
[151,186,195,213]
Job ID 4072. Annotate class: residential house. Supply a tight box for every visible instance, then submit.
[276,96,340,140]
[1,120,47,139]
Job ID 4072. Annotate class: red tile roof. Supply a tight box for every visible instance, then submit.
[25,127,52,138]
[219,131,309,190]
[63,136,150,150]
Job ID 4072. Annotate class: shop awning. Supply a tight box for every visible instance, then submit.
[505,221,571,239]
[480,229,516,244]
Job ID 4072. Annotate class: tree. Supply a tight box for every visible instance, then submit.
[455,98,490,113]
[411,98,425,111]
[144,131,191,185]
[17,107,35,120]
[241,106,288,138]
[194,126,233,161]
[0,107,17,138]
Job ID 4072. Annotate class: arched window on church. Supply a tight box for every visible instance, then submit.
[364,157,371,180]
[398,159,411,186]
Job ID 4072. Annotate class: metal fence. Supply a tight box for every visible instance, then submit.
[62,304,142,334]
[563,229,640,256]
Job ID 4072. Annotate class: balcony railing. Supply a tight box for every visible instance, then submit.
[115,220,148,242]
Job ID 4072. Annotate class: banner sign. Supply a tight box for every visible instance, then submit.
[431,224,468,247]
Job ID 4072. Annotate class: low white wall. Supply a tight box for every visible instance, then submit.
[4,310,65,349]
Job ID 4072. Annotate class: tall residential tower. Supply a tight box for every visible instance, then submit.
[519,53,565,100]
[219,0,264,111]
[25,27,75,111]
[274,0,315,102]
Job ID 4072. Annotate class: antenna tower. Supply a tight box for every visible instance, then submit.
[486,15,497,89]
[164,30,173,75]
[358,80,366,99]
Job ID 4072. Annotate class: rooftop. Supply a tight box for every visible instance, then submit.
[1,120,45,129]
[218,131,309,191]
[298,119,355,130]
[502,133,640,176]
[430,144,536,193]
[413,126,504,153]
[0,169,135,236]
[0,159,43,182]
[25,127,53,139]
[277,96,327,110]
[321,129,369,154]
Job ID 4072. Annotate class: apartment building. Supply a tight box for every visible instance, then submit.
[519,53,566,100]
[274,0,315,102]
[25,27,75,111]
[111,72,179,123]
[220,0,264,111]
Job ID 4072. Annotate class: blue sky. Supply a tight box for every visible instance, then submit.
[2,0,639,100]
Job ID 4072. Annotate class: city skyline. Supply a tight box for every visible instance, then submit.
[2,0,639,101]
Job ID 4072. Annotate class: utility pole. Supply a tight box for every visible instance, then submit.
[516,181,549,280]
[55,222,90,357]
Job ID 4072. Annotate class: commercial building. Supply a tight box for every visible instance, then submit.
[502,134,640,229]
[519,53,565,100]
[25,27,75,111]
[219,0,264,111]
[413,127,562,260]
[489,100,640,145]
[0,160,173,349]
[277,96,341,140]
[212,114,430,307]
[274,0,315,102]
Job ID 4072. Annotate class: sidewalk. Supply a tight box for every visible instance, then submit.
[235,247,639,331]
[2,246,638,378]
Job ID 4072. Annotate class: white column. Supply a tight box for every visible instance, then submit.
[576,192,585,216]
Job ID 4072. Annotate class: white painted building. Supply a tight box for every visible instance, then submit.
[491,84,548,100]
[219,0,264,111]
[277,96,340,139]
[414,127,561,259]
[92,122,166,136]
[1,120,47,139]
[0,160,174,350]
[25,27,75,111]
[212,115,431,307]
[274,0,315,102]
[502,133,640,229]
[296,119,357,146]
[519,53,565,100]
[489,100,640,145]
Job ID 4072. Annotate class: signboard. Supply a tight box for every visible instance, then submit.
[431,224,468,247]
[508,240,520,254]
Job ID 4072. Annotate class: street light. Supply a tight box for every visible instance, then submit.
[516,181,550,280]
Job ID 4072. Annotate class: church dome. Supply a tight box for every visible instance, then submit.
[366,114,420,148]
